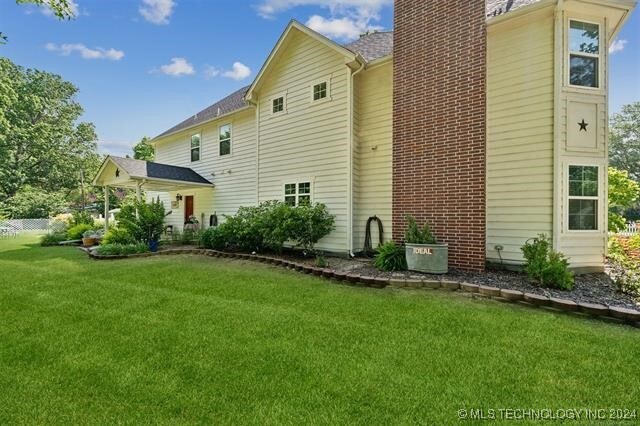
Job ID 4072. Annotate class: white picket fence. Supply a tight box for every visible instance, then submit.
[615,223,639,237]
[0,219,52,236]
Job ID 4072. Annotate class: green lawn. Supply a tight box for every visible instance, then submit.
[0,235,638,425]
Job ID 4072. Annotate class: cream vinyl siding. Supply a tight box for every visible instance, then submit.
[555,9,610,270]
[255,29,351,252]
[486,8,555,264]
[151,108,257,225]
[353,61,393,251]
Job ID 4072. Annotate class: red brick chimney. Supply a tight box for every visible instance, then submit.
[392,1,487,271]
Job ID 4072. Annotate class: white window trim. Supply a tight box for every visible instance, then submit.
[566,18,603,92]
[310,76,332,104]
[270,91,288,116]
[190,133,201,163]
[218,123,232,157]
[283,179,314,206]
[566,164,601,233]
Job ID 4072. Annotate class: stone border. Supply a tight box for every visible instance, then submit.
[87,248,640,327]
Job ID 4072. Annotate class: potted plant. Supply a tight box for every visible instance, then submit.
[82,230,98,247]
[404,215,448,274]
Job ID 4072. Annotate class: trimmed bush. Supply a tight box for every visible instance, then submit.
[67,223,93,240]
[200,227,227,250]
[215,201,335,253]
[374,241,408,272]
[608,236,640,297]
[102,227,136,245]
[96,243,149,256]
[521,234,574,290]
[40,232,67,246]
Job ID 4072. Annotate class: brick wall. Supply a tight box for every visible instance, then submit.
[392,0,487,271]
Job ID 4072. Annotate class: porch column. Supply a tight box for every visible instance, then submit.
[135,183,142,219]
[104,185,110,232]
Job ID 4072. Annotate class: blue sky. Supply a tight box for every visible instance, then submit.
[0,1,637,157]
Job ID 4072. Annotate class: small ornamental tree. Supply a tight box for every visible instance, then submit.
[608,167,640,232]
[116,198,165,243]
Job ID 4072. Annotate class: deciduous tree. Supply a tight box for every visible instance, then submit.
[610,102,640,181]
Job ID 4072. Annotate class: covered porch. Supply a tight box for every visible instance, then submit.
[92,156,214,232]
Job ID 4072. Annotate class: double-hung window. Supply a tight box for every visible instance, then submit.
[190,134,200,162]
[313,82,327,101]
[569,20,600,88]
[219,124,231,156]
[284,182,311,206]
[568,165,599,231]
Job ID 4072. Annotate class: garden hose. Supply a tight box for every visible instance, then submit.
[363,216,384,257]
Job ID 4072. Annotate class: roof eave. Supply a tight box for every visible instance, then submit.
[149,105,254,144]
[129,175,215,188]
[487,0,557,26]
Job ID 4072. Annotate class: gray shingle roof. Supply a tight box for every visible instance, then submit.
[154,85,251,139]
[153,31,395,141]
[344,31,393,62]
[486,0,542,19]
[110,156,212,185]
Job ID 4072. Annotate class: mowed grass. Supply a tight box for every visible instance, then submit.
[0,235,638,425]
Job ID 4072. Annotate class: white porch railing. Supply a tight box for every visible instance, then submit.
[613,223,639,237]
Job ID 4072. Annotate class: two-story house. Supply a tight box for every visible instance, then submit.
[93,0,636,272]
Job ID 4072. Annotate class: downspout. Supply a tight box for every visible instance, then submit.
[348,59,365,257]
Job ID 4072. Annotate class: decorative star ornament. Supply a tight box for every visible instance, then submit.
[578,119,589,132]
[115,168,120,177]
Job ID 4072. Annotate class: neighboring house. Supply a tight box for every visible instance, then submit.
[94,0,636,272]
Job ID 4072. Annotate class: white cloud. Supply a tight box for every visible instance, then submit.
[45,43,125,60]
[157,57,195,76]
[306,15,380,40]
[40,0,79,17]
[203,65,220,79]
[139,0,175,25]
[256,0,391,40]
[222,62,251,80]
[610,39,628,54]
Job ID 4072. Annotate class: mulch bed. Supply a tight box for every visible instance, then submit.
[274,253,639,310]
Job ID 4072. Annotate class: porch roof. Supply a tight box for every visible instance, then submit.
[92,156,214,189]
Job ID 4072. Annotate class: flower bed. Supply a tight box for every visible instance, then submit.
[85,247,640,326]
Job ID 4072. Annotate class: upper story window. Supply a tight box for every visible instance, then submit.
[190,134,200,162]
[219,124,231,156]
[568,165,599,231]
[272,96,284,114]
[284,182,311,206]
[569,20,600,88]
[313,82,327,101]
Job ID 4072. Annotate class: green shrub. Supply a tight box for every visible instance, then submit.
[290,203,335,252]
[116,198,165,243]
[315,253,327,268]
[404,215,436,244]
[374,241,408,272]
[200,227,227,250]
[96,243,149,256]
[608,236,640,297]
[67,223,93,240]
[219,201,335,253]
[521,234,574,290]
[181,229,200,245]
[102,227,135,245]
[40,232,67,246]
[70,210,94,226]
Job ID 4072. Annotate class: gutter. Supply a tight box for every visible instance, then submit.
[347,59,366,257]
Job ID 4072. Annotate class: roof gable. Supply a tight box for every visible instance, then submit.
[93,156,212,186]
[245,20,361,101]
